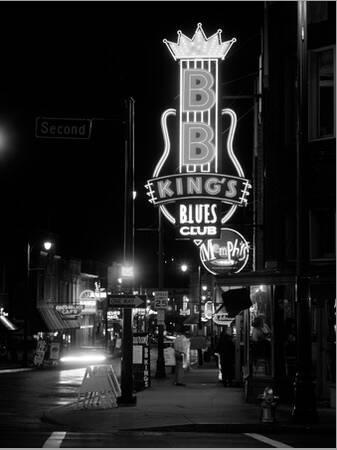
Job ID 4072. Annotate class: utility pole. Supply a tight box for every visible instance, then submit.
[291,0,317,423]
[23,241,31,368]
[155,209,166,378]
[197,264,203,366]
[118,97,137,405]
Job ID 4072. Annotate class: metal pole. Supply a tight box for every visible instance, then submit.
[291,0,317,423]
[118,97,136,405]
[105,303,109,352]
[23,241,30,367]
[155,209,166,378]
[197,264,203,366]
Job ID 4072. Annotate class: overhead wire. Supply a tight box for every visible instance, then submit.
[221,106,255,135]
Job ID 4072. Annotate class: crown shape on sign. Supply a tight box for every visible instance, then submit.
[163,23,236,61]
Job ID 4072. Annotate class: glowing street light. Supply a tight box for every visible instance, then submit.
[121,265,134,278]
[43,241,53,251]
[180,263,188,273]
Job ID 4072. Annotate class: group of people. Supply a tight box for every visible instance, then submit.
[173,326,236,387]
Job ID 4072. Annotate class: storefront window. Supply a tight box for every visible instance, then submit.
[309,209,336,260]
[327,298,336,384]
[309,46,335,140]
[250,285,272,376]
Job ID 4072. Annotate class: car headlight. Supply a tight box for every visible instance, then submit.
[60,354,106,363]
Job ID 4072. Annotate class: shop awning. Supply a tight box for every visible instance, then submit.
[0,315,18,331]
[183,314,199,325]
[221,288,252,317]
[37,307,81,331]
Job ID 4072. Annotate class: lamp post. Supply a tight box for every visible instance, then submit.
[23,239,54,367]
[291,0,317,423]
[197,264,203,366]
[181,263,203,366]
[118,96,137,405]
[155,209,166,378]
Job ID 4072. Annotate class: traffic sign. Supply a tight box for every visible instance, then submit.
[154,291,169,309]
[108,294,146,308]
[35,117,92,140]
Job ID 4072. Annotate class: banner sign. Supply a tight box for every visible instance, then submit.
[145,23,251,240]
[55,304,83,319]
[132,333,151,391]
[79,290,97,314]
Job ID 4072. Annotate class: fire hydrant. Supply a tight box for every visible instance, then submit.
[258,387,279,423]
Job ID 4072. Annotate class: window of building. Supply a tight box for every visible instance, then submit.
[308,1,328,24]
[249,285,273,377]
[309,46,336,140]
[309,209,336,260]
[284,213,296,261]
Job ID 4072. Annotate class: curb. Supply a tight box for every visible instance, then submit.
[41,410,336,435]
[0,367,33,374]
[41,412,74,430]
[127,423,337,434]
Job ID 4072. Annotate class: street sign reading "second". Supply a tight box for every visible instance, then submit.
[35,117,92,139]
[108,294,146,308]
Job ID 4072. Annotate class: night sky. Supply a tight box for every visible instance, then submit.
[0,1,263,286]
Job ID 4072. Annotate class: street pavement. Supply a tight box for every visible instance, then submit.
[42,358,335,431]
[0,357,335,448]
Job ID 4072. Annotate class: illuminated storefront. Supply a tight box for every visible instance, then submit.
[214,272,297,401]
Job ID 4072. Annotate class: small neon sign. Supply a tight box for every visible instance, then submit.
[145,24,251,239]
[199,228,250,275]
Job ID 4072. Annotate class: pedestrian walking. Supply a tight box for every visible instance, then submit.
[173,328,189,386]
[215,327,235,387]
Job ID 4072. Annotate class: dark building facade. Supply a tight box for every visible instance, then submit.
[215,0,335,410]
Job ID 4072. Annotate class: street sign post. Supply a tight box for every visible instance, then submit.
[107,294,146,309]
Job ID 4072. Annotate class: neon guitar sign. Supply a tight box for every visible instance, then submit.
[145,24,251,239]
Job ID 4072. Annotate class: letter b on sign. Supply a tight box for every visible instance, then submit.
[183,69,215,111]
[183,123,215,166]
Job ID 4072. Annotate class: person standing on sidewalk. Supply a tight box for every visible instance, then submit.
[215,327,235,387]
[173,328,189,386]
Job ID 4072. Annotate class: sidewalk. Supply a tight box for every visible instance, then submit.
[42,362,336,433]
[0,359,33,373]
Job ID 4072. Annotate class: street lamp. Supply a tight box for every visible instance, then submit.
[23,239,54,367]
[43,241,53,251]
[180,264,188,273]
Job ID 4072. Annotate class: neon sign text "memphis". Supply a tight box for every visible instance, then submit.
[145,24,251,239]
[199,228,250,275]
